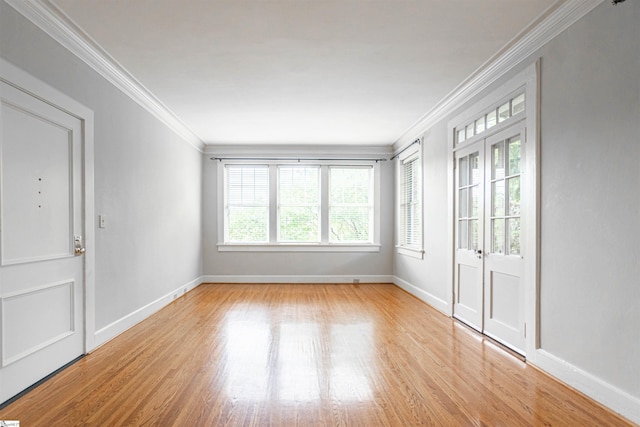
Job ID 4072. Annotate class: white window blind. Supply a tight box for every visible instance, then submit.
[278,166,320,242]
[225,165,269,243]
[400,154,421,247]
[329,166,373,243]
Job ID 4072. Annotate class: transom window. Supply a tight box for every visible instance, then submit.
[456,92,525,145]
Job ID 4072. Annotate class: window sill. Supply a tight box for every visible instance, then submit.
[218,243,381,253]
[396,246,424,259]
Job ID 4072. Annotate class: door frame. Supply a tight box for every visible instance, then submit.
[1,58,96,353]
[446,61,540,357]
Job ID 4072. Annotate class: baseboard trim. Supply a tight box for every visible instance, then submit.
[392,275,450,316]
[91,276,203,351]
[201,275,393,284]
[530,350,640,425]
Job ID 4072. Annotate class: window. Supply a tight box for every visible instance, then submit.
[397,146,422,256]
[220,161,380,251]
[278,166,320,242]
[455,91,525,145]
[329,166,373,243]
[225,165,269,243]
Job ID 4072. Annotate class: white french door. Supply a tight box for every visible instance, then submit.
[453,124,526,355]
[0,80,86,403]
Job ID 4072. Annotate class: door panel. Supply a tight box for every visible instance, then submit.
[1,101,73,264]
[0,81,85,403]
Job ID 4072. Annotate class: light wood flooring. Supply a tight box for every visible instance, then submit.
[0,283,634,426]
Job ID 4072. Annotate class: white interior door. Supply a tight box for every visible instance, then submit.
[453,125,526,355]
[483,127,525,354]
[453,142,484,331]
[0,81,85,403]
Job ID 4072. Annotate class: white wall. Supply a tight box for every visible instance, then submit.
[1,1,204,345]
[535,0,639,402]
[392,1,640,422]
[202,151,394,281]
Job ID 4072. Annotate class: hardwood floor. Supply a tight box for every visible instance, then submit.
[0,283,634,426]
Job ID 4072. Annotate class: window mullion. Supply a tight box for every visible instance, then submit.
[320,165,329,243]
[269,164,278,244]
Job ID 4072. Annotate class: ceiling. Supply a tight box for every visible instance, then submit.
[48,0,559,146]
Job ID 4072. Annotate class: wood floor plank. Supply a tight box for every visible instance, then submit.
[0,283,634,426]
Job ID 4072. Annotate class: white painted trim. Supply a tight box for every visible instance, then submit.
[392,275,449,316]
[4,0,205,152]
[531,350,640,425]
[0,57,97,356]
[394,0,604,148]
[92,277,203,350]
[395,246,424,260]
[202,275,393,284]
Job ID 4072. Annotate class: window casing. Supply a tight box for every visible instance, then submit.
[219,161,380,252]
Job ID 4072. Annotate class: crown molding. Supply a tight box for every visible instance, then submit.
[5,0,205,152]
[393,0,604,149]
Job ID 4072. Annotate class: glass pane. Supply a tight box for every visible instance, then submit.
[227,206,269,242]
[457,128,466,144]
[492,142,505,180]
[508,218,521,255]
[475,117,485,134]
[330,167,370,204]
[459,188,468,218]
[459,156,469,187]
[227,166,269,205]
[279,167,319,204]
[498,101,510,123]
[508,137,522,175]
[493,218,505,254]
[470,219,479,251]
[508,176,521,216]
[492,180,505,217]
[330,206,370,242]
[466,124,474,139]
[511,93,525,116]
[470,185,480,218]
[459,220,468,249]
[486,110,497,129]
[470,153,480,185]
[279,206,319,242]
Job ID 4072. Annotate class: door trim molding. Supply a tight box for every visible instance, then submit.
[1,58,96,353]
[446,61,540,357]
